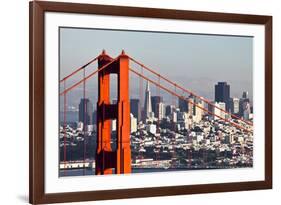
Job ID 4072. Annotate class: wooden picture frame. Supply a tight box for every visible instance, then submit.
[29,1,272,204]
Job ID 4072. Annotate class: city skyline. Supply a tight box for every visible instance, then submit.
[61,82,252,111]
[60,80,252,125]
[60,28,253,109]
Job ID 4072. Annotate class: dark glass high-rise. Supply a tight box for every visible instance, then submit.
[215,82,230,111]
[78,98,93,126]
[130,99,141,122]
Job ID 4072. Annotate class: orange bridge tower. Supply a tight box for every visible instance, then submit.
[95,50,131,175]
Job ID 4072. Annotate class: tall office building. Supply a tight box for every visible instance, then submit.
[165,105,175,116]
[215,82,230,111]
[92,110,97,125]
[130,114,137,133]
[193,100,204,123]
[177,112,191,130]
[242,101,251,120]
[188,95,196,116]
[112,119,116,131]
[208,101,226,120]
[130,99,141,122]
[151,96,163,118]
[242,91,249,99]
[239,91,250,116]
[78,98,93,126]
[230,98,240,114]
[172,111,177,123]
[178,97,188,112]
[143,81,152,119]
[156,102,165,120]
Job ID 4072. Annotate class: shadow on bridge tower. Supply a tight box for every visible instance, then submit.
[95,50,131,175]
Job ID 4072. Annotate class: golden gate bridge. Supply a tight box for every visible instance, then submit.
[59,50,253,175]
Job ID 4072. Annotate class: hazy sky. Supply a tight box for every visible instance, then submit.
[59,27,253,109]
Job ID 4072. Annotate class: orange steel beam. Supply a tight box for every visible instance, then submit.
[59,57,119,96]
[59,55,100,83]
[130,68,252,133]
[129,57,253,127]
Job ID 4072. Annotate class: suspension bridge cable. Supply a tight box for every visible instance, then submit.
[129,68,252,133]
[60,57,120,96]
[129,56,253,126]
[59,55,100,83]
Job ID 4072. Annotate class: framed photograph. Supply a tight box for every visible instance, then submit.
[29,1,272,204]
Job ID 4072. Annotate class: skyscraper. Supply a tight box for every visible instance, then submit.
[215,82,230,111]
[193,100,204,123]
[178,95,196,116]
[242,101,251,120]
[143,81,152,119]
[230,97,240,114]
[178,97,188,112]
[156,102,165,120]
[165,105,175,116]
[130,114,137,133]
[187,95,196,116]
[130,99,141,122]
[242,91,249,99]
[151,96,163,118]
[239,91,250,116]
[78,98,93,126]
[209,101,226,120]
[92,110,97,125]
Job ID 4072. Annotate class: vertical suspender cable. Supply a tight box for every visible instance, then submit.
[156,75,161,161]
[173,84,177,162]
[63,80,67,175]
[139,65,144,159]
[83,67,87,175]
[140,65,143,117]
[174,84,177,107]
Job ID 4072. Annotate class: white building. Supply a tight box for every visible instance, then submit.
[237,136,244,143]
[144,81,153,120]
[86,125,94,132]
[177,112,191,129]
[77,122,83,131]
[156,102,165,120]
[243,101,251,120]
[224,135,235,144]
[193,101,204,123]
[130,114,137,133]
[172,111,177,123]
[146,124,157,135]
[187,96,194,117]
[231,97,240,114]
[112,119,116,131]
[196,135,204,142]
[210,102,226,120]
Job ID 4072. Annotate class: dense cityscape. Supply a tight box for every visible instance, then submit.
[59,81,253,176]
